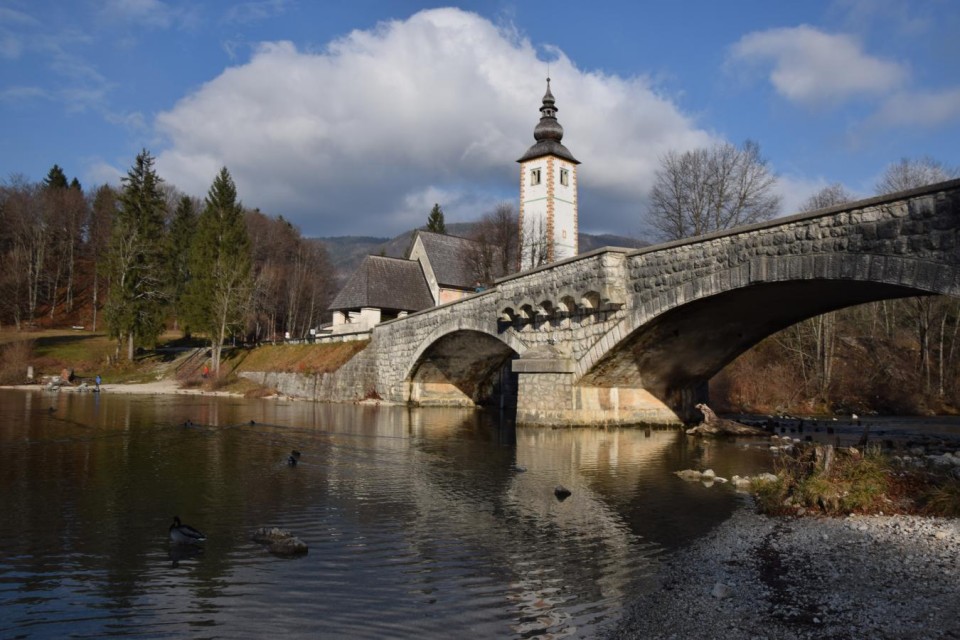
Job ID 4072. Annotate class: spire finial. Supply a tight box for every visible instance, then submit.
[517,76,579,164]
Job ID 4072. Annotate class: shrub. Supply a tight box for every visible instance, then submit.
[754,444,893,516]
[0,340,35,384]
[751,475,788,514]
[922,479,960,517]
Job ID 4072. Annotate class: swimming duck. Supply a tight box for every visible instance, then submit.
[287,450,301,466]
[169,516,206,545]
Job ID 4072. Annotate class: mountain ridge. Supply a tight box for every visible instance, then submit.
[311,225,647,284]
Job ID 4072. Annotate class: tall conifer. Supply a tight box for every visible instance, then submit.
[186,168,252,373]
[104,150,168,360]
[168,195,197,334]
[426,203,446,234]
[43,164,68,190]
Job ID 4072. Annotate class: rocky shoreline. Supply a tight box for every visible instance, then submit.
[605,501,960,639]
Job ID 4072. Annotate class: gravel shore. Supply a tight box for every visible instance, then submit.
[607,502,960,639]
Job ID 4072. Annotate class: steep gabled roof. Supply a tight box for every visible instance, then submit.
[328,255,433,312]
[407,230,479,290]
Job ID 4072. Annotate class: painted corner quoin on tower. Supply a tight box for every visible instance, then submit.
[518,78,580,269]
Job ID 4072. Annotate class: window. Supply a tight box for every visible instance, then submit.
[560,168,569,186]
[530,168,541,186]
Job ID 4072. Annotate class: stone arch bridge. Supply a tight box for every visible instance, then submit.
[357,180,960,426]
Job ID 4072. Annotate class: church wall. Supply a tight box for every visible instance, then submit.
[408,236,440,304]
[552,159,577,260]
[519,158,549,269]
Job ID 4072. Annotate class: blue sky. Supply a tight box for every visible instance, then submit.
[2,0,958,238]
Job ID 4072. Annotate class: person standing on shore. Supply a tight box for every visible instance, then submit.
[95,375,101,392]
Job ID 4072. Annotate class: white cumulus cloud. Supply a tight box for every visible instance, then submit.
[728,25,907,107]
[869,88,960,128]
[153,8,715,237]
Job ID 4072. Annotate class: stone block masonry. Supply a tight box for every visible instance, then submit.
[245,179,960,426]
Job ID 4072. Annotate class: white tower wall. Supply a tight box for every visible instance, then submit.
[517,79,579,269]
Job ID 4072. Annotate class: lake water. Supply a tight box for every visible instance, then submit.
[0,389,777,638]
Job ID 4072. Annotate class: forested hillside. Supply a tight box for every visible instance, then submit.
[0,157,336,366]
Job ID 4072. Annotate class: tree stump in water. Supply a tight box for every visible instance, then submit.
[685,404,769,437]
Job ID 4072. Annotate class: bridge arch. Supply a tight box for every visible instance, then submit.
[404,322,525,407]
[576,252,959,417]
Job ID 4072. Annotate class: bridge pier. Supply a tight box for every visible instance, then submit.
[513,355,693,426]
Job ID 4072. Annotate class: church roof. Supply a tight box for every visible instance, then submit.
[328,255,434,312]
[407,230,480,290]
[517,78,579,165]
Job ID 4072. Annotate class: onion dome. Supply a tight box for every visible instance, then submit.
[518,78,579,164]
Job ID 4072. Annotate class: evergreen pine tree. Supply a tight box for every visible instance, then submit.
[89,185,118,333]
[185,168,252,373]
[43,164,68,190]
[426,203,446,234]
[104,150,168,361]
[168,195,198,335]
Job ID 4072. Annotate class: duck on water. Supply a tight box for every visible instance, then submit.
[169,517,206,545]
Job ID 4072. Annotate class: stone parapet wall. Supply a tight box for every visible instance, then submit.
[627,183,959,312]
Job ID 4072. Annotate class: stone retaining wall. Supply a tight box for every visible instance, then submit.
[239,337,379,402]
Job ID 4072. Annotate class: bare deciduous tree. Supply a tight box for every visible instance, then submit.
[0,178,49,327]
[777,184,856,402]
[469,203,519,286]
[519,214,552,270]
[246,211,335,343]
[876,157,960,396]
[647,140,781,241]
[876,157,958,194]
[800,182,854,212]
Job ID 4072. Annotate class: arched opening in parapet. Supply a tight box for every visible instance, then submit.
[407,330,519,409]
[579,279,932,420]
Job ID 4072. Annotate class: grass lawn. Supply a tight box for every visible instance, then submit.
[235,341,369,374]
[0,328,192,381]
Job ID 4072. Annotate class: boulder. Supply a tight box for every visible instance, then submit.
[252,527,308,556]
[711,582,733,599]
[753,472,780,484]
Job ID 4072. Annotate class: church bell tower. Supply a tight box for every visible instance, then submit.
[518,78,580,268]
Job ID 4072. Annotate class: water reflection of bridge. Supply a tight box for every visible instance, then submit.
[401,411,678,636]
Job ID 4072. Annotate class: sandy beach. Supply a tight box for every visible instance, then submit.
[4,379,243,397]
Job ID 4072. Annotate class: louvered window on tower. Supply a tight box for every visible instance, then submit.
[530,168,541,186]
[560,168,569,186]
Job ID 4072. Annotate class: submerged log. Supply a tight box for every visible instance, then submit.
[686,404,769,437]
